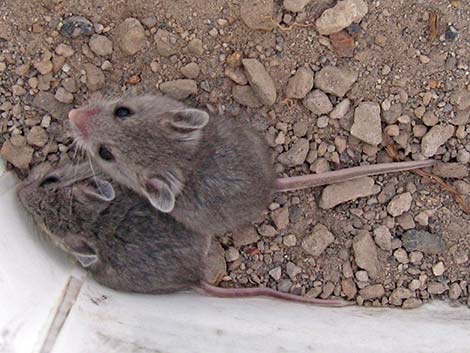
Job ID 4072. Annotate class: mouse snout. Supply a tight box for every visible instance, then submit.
[69,108,99,138]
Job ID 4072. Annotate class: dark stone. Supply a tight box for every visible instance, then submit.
[445,25,459,41]
[401,230,446,254]
[346,23,361,35]
[61,16,94,38]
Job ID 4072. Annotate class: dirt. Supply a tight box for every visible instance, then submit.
[1,0,470,308]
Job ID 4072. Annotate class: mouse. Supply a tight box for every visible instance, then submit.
[68,94,436,235]
[17,162,349,306]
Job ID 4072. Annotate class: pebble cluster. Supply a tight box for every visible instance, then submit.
[0,0,469,308]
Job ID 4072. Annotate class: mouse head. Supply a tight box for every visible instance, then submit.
[68,94,210,213]
[17,163,115,267]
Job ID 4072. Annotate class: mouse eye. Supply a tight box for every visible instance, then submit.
[98,146,115,161]
[39,175,60,187]
[114,106,133,119]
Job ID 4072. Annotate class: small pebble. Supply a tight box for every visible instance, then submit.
[271,207,290,230]
[373,225,392,251]
[117,18,146,55]
[225,247,240,262]
[402,298,422,309]
[303,89,333,115]
[89,34,113,56]
[432,261,445,276]
[449,283,462,300]
[283,234,297,247]
[285,67,314,99]
[387,192,412,217]
[355,270,369,282]
[242,59,277,106]
[55,43,75,57]
[301,224,334,257]
[286,262,302,280]
[160,79,198,100]
[181,62,200,79]
[330,98,350,119]
[258,224,277,238]
[393,248,409,264]
[26,126,48,147]
[414,211,429,226]
[351,102,382,145]
[317,116,329,128]
[269,266,282,281]
[84,63,105,91]
[409,251,424,265]
[187,38,204,56]
[54,87,74,104]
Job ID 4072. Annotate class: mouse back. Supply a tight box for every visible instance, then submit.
[170,113,275,235]
[17,162,210,293]
[92,194,208,293]
[69,94,275,235]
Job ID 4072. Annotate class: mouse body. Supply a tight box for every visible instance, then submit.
[69,94,275,236]
[17,162,348,306]
[17,162,209,293]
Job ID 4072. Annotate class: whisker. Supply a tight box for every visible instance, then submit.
[87,154,107,196]
[72,142,79,162]
[68,159,80,227]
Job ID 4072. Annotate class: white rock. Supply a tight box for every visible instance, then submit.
[351,102,382,146]
[330,98,350,119]
[432,261,445,276]
[303,89,333,115]
[277,138,309,166]
[316,0,368,35]
[160,79,197,100]
[421,125,454,157]
[284,0,311,12]
[373,225,392,251]
[89,34,113,56]
[387,192,413,217]
[242,59,277,106]
[353,230,380,280]
[285,67,314,99]
[315,66,358,97]
[301,224,335,256]
[319,177,376,209]
[117,18,146,55]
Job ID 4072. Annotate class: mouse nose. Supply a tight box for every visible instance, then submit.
[69,109,89,138]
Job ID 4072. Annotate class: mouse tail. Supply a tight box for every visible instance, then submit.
[274,159,436,192]
[196,281,352,307]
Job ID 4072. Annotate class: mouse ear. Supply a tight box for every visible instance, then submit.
[86,179,116,201]
[163,109,209,141]
[63,234,98,268]
[144,177,175,213]
[81,179,116,202]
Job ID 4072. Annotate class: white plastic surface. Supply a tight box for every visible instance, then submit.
[1,171,470,353]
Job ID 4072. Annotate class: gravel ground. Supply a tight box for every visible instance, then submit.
[1,0,470,308]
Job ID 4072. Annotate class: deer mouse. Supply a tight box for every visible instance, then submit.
[68,94,436,235]
[16,162,349,306]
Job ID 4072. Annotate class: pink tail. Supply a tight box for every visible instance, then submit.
[274,159,437,192]
[196,282,352,307]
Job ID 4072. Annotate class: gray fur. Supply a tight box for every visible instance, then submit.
[16,163,348,306]
[69,94,275,235]
[17,163,210,294]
